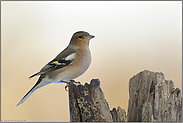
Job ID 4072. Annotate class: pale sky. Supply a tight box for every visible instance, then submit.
[1,1,182,122]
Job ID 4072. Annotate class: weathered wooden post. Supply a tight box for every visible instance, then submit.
[68,79,113,122]
[127,70,182,122]
[68,70,182,122]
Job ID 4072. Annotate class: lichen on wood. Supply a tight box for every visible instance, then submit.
[68,79,113,122]
[68,70,182,122]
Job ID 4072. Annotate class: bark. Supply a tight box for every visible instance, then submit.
[110,106,127,122]
[68,79,113,122]
[68,70,182,122]
[127,70,182,122]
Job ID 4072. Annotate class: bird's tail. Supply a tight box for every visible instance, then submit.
[16,75,49,106]
[16,82,39,106]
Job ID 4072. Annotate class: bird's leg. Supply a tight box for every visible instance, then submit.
[59,80,70,84]
[60,80,81,91]
[70,79,81,85]
[59,80,70,91]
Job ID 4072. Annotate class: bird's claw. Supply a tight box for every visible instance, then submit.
[60,80,81,91]
[65,84,69,91]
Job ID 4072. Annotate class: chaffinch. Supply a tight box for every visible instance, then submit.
[16,31,94,106]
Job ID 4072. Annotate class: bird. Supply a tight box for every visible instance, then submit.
[16,31,94,106]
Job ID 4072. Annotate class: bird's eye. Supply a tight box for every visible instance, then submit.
[78,36,84,39]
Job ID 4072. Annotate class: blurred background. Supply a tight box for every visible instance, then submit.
[1,1,182,122]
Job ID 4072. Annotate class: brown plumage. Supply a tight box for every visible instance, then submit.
[17,31,94,106]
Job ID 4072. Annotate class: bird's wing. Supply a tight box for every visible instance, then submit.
[17,48,76,106]
[29,49,76,78]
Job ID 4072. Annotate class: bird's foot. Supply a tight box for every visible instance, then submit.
[59,80,70,91]
[65,84,69,91]
[60,80,81,91]
[70,80,81,85]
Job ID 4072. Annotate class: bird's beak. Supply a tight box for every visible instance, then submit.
[87,35,95,40]
[89,35,95,38]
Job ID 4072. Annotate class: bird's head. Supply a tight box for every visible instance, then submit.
[69,31,95,47]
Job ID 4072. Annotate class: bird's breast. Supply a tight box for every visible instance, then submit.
[50,48,91,81]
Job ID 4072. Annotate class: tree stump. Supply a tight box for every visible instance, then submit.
[68,70,181,122]
[68,79,113,122]
[127,70,182,122]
